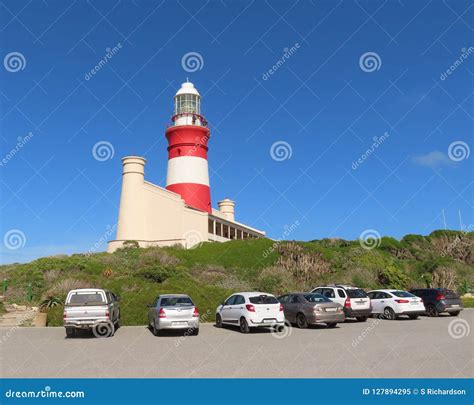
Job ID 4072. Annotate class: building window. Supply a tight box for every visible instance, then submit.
[208,219,214,234]
[223,225,229,239]
[216,222,222,237]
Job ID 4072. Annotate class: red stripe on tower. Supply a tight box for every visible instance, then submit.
[165,82,212,213]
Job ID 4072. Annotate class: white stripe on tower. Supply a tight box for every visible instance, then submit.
[166,156,210,187]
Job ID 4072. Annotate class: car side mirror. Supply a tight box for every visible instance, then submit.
[146,304,152,308]
[116,296,121,302]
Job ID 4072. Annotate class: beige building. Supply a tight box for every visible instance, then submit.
[107,82,265,252]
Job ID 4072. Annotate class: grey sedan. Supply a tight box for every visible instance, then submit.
[278,293,345,328]
[147,294,199,336]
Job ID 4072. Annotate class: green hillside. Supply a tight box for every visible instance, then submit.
[0,230,472,326]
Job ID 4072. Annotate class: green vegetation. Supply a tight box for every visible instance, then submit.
[461,297,474,308]
[0,230,472,326]
[0,301,5,316]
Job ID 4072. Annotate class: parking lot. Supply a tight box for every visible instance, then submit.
[1,310,472,378]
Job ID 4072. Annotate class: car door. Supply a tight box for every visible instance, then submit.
[106,292,117,322]
[221,295,237,323]
[229,295,245,323]
[283,294,298,323]
[368,292,382,313]
[335,288,346,307]
[149,297,159,324]
[110,293,119,323]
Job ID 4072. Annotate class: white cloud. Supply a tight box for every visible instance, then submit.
[412,151,454,168]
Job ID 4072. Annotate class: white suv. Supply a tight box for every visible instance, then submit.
[215,292,285,333]
[310,285,371,322]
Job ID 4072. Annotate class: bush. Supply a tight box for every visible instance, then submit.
[136,266,176,283]
[378,264,410,289]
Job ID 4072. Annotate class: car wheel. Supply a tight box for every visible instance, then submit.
[296,313,308,329]
[408,314,419,320]
[450,311,460,317]
[215,314,223,328]
[326,322,337,328]
[426,304,439,317]
[356,316,368,322]
[383,307,396,320]
[65,328,75,338]
[239,317,250,334]
[192,328,199,336]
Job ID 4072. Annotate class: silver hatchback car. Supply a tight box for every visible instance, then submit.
[147,294,199,336]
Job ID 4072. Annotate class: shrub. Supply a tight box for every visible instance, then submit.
[136,266,176,283]
[39,295,62,313]
[378,264,410,289]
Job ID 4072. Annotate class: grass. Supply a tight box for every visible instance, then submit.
[0,230,472,326]
[0,301,5,316]
[461,297,474,308]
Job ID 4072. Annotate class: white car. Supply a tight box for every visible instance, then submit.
[215,292,285,333]
[310,285,372,321]
[367,289,425,320]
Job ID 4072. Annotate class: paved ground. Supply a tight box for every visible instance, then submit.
[1,310,472,378]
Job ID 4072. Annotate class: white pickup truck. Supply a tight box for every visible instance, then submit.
[63,289,121,338]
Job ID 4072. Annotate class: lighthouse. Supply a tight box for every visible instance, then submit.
[165,81,212,213]
[108,80,265,253]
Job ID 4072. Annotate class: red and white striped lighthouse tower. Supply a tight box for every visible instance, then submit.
[165,81,212,213]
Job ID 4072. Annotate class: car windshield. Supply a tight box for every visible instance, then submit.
[391,291,415,298]
[249,295,279,304]
[347,289,368,298]
[303,294,331,303]
[161,297,193,307]
[68,293,105,306]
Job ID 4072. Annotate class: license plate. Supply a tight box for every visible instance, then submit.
[263,319,274,323]
[325,307,337,312]
[410,301,419,305]
[172,321,187,326]
[451,304,459,307]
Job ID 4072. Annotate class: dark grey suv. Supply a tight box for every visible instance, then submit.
[409,288,463,317]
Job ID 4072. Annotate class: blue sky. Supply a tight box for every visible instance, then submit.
[0,0,472,264]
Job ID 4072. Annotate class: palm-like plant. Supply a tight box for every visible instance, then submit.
[39,296,62,313]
